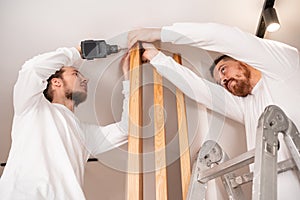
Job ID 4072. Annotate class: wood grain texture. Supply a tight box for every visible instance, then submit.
[153,68,168,200]
[173,54,191,200]
[127,43,143,200]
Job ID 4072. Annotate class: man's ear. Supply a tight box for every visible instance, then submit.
[51,78,63,87]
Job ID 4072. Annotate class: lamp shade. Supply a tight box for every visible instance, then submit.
[262,7,280,32]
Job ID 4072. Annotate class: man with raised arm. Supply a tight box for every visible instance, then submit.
[0,45,130,199]
[128,23,300,199]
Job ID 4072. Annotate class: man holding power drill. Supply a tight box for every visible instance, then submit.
[0,42,129,199]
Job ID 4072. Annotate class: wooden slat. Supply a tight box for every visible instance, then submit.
[173,54,191,200]
[127,43,143,200]
[153,68,168,200]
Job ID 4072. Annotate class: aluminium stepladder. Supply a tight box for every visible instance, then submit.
[187,105,300,200]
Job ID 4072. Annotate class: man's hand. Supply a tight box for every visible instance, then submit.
[128,28,161,49]
[76,45,83,58]
[122,43,159,79]
[120,53,130,80]
[141,43,159,62]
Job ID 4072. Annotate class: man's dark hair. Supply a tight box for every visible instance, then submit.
[209,55,232,78]
[43,68,65,102]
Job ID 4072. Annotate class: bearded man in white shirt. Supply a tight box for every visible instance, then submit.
[127,23,300,199]
[0,46,130,199]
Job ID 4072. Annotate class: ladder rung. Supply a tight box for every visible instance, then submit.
[230,158,296,188]
[198,149,255,183]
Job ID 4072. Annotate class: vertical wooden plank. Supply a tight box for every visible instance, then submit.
[173,54,191,200]
[153,68,168,200]
[127,43,143,200]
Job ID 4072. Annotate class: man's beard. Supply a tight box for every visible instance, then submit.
[65,90,87,106]
[229,79,252,97]
[227,65,252,97]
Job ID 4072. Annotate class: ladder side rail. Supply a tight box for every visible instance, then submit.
[283,118,300,171]
[187,140,221,199]
[252,105,289,200]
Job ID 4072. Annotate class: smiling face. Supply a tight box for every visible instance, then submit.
[213,58,252,97]
[61,67,89,106]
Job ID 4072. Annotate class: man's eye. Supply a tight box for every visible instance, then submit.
[73,72,78,76]
[221,67,225,74]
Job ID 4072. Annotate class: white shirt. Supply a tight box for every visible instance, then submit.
[150,23,300,199]
[0,47,129,200]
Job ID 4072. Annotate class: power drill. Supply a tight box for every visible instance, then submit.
[81,40,122,60]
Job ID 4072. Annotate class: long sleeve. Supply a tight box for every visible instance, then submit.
[83,80,129,156]
[161,23,299,79]
[14,47,83,115]
[150,52,244,123]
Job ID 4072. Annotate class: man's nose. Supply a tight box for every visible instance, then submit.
[79,74,89,83]
[82,77,89,83]
[219,73,227,86]
[221,77,228,86]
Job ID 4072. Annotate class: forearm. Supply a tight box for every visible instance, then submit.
[83,81,129,155]
[20,47,82,79]
[128,28,161,48]
[14,47,83,114]
[161,22,299,75]
[161,23,259,58]
[83,122,128,156]
[118,80,130,133]
[150,51,244,123]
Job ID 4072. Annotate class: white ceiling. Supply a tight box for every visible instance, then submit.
[1,0,299,199]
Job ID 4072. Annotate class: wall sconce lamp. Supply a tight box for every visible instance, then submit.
[256,0,280,38]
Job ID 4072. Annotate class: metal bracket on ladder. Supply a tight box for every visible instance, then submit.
[186,140,246,199]
[187,105,300,200]
[186,140,221,199]
[253,105,300,199]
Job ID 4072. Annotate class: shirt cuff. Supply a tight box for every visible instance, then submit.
[122,80,130,95]
[150,51,168,73]
[150,51,165,63]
